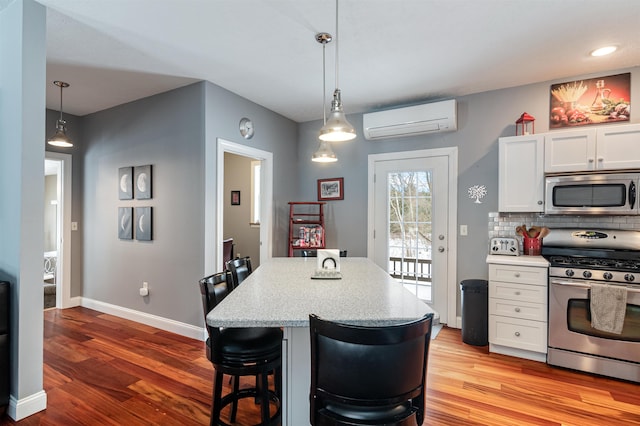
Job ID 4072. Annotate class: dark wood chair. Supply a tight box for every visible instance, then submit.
[225,256,252,289]
[309,313,433,426]
[199,271,282,425]
[222,238,234,265]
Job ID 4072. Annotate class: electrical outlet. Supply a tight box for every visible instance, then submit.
[460,225,468,236]
[143,282,148,289]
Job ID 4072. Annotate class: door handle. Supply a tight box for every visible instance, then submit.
[438,246,445,253]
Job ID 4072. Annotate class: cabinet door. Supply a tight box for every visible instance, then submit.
[544,129,597,173]
[498,135,544,212]
[596,124,640,170]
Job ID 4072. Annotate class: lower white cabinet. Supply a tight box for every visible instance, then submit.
[488,262,548,362]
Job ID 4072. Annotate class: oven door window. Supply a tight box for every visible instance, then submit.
[553,184,626,207]
[567,298,640,341]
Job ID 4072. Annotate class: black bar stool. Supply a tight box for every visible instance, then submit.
[199,271,282,426]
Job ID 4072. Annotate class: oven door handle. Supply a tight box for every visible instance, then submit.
[551,279,640,293]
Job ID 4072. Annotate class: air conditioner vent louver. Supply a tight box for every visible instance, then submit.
[363,99,457,140]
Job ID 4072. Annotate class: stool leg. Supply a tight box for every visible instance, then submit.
[230,375,240,423]
[212,369,224,426]
[260,371,270,425]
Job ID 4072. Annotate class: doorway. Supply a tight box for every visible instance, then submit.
[44,152,72,309]
[368,148,458,326]
[204,138,273,275]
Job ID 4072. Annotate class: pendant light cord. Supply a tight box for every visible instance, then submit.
[323,41,327,125]
[334,0,339,91]
[59,84,64,122]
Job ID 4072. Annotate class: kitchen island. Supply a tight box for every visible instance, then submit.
[206,257,434,425]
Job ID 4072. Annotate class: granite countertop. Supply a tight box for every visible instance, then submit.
[206,257,434,328]
[486,254,549,267]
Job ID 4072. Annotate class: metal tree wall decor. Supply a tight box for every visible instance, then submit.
[468,185,487,204]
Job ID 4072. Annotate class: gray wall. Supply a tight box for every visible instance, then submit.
[0,0,46,413]
[297,66,640,294]
[75,81,298,328]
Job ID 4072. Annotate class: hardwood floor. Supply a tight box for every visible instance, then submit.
[1,307,639,425]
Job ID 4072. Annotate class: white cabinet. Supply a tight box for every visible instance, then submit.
[498,134,544,212]
[545,124,640,173]
[488,262,548,362]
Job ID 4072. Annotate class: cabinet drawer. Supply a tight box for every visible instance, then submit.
[489,264,547,286]
[489,298,547,321]
[490,281,547,304]
[489,315,547,353]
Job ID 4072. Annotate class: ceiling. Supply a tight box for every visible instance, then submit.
[37,0,640,123]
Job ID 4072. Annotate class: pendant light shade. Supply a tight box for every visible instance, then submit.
[319,89,356,142]
[48,81,73,148]
[312,139,338,163]
[317,0,356,143]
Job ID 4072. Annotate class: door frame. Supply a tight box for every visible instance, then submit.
[367,147,458,327]
[44,151,72,308]
[205,138,273,275]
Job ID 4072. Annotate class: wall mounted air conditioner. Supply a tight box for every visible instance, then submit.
[363,99,457,140]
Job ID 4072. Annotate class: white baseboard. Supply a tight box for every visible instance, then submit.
[79,297,205,341]
[7,390,47,421]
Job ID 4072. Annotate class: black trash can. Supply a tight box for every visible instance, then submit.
[460,279,488,346]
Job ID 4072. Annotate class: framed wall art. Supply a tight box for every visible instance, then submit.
[134,165,152,199]
[231,190,241,206]
[135,207,152,241]
[318,177,344,201]
[550,73,630,129]
[118,207,133,240]
[118,167,133,200]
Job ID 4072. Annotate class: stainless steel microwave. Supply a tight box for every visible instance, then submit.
[545,173,639,215]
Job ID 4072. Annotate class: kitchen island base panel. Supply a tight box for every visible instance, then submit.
[283,326,311,425]
[548,347,640,384]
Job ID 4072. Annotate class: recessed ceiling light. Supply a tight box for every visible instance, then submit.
[591,46,617,57]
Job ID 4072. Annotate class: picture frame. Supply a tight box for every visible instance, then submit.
[549,72,630,129]
[134,164,152,199]
[318,177,344,201]
[118,167,133,200]
[231,190,241,206]
[118,207,133,240]
[135,207,152,241]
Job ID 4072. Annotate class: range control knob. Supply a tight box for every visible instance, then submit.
[625,274,636,282]
[603,272,613,280]
[583,270,592,279]
[565,269,575,277]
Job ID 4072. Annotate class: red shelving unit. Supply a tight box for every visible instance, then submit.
[288,202,325,257]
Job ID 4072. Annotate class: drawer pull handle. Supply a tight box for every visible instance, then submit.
[514,273,521,277]
[515,332,521,337]
[515,307,521,313]
[515,291,521,295]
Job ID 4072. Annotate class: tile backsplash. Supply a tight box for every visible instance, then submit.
[488,212,640,241]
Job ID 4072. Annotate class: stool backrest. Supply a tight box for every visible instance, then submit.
[309,313,433,425]
[226,256,252,289]
[198,271,232,338]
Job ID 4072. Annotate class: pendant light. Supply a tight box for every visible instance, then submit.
[318,0,356,142]
[312,32,338,163]
[47,81,73,148]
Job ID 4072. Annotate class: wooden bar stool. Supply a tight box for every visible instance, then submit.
[199,271,282,426]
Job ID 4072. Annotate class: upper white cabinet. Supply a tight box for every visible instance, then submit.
[544,129,596,173]
[499,134,544,212]
[545,124,640,173]
[596,124,640,170]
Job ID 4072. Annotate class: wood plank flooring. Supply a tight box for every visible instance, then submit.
[0,307,639,425]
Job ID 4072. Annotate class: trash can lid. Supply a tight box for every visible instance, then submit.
[460,279,488,290]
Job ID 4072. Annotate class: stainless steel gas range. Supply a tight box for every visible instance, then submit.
[543,229,640,383]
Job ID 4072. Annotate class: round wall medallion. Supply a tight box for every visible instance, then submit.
[239,117,254,139]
